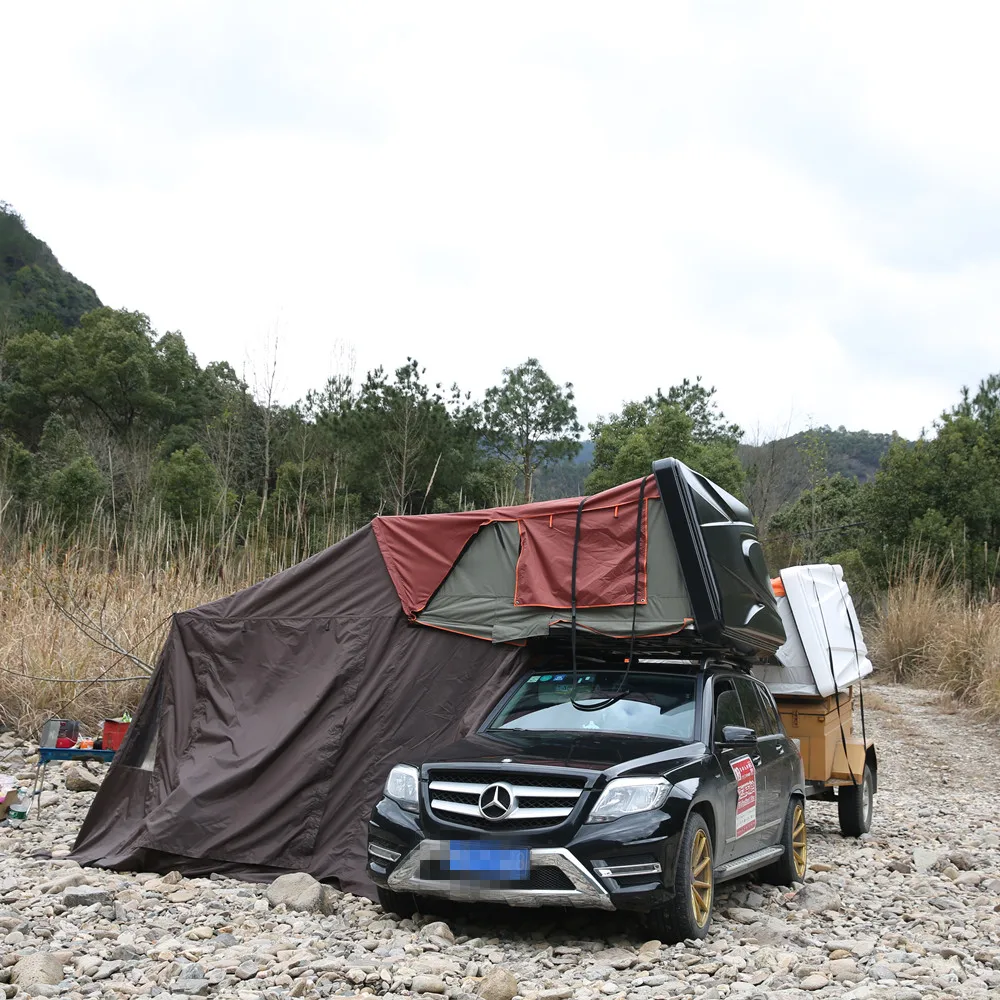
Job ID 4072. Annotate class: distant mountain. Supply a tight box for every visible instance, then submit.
[0,203,101,331]
[739,424,899,526]
[535,427,896,508]
[741,426,894,483]
[532,440,594,500]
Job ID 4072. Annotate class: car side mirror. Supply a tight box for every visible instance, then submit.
[721,725,757,746]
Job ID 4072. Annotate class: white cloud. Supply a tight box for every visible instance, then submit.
[3,0,999,439]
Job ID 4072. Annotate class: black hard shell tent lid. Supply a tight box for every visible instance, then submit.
[71,459,784,897]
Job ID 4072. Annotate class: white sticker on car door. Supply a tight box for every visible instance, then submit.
[730,755,757,838]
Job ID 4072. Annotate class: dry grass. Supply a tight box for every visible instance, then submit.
[868,551,950,682]
[856,689,901,714]
[868,550,1000,720]
[0,503,356,737]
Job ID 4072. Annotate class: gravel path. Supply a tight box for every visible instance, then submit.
[1,682,998,1000]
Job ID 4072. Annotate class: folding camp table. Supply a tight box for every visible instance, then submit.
[29,748,116,814]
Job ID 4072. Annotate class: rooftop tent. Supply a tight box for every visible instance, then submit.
[374,458,786,658]
[70,457,783,897]
[752,563,874,697]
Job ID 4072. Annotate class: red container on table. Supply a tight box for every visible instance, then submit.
[102,719,129,751]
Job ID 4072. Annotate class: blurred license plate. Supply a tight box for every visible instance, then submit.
[447,842,529,879]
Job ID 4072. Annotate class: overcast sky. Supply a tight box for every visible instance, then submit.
[4,2,999,441]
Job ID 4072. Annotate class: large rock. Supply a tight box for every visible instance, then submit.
[64,765,102,792]
[411,975,447,994]
[799,974,830,991]
[476,968,519,1000]
[828,958,859,980]
[11,954,63,987]
[420,920,456,945]
[912,848,941,872]
[265,872,324,913]
[791,883,842,912]
[592,948,637,970]
[411,955,462,977]
[62,885,112,907]
[637,940,661,959]
[39,870,88,894]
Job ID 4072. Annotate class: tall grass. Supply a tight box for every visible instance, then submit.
[868,549,1000,719]
[0,500,358,736]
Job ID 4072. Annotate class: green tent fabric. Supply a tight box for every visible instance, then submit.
[417,499,694,642]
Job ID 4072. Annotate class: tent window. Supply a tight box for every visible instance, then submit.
[138,728,158,771]
[117,676,163,771]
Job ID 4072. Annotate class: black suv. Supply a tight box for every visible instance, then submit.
[367,658,807,941]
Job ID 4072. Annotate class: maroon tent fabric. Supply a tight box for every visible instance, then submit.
[71,526,526,896]
[371,477,658,616]
[514,499,650,608]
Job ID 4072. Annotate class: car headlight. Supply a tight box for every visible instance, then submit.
[384,764,419,811]
[587,777,670,823]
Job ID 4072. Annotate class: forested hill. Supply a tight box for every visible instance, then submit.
[740,425,894,490]
[0,203,101,331]
[533,428,894,502]
[14,200,988,599]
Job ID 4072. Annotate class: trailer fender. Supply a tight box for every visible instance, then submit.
[865,745,878,794]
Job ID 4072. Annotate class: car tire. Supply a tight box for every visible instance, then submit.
[647,812,714,943]
[376,886,419,918]
[837,763,874,837]
[760,796,808,886]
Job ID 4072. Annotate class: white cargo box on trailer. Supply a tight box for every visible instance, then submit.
[753,563,873,698]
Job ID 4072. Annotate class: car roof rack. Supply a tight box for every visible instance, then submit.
[526,640,755,677]
[528,632,758,669]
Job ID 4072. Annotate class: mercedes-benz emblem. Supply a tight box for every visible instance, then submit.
[478,782,516,821]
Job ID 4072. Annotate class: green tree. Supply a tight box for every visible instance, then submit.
[37,414,92,476]
[586,381,744,496]
[42,456,107,529]
[0,432,35,510]
[767,474,866,570]
[153,445,221,523]
[663,376,743,444]
[483,358,582,502]
[3,308,214,443]
[865,373,1000,589]
[321,359,485,516]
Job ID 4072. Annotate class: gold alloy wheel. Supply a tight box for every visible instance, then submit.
[792,802,808,878]
[690,828,713,927]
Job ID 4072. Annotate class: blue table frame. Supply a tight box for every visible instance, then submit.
[31,748,117,813]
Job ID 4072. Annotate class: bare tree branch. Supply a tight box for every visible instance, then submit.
[54,615,170,716]
[34,573,156,675]
[0,666,149,683]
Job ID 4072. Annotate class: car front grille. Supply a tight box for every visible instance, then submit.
[425,768,588,831]
[430,770,588,788]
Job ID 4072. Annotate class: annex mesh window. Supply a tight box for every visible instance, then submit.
[117,673,164,772]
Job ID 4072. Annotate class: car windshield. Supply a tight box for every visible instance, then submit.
[488,670,697,741]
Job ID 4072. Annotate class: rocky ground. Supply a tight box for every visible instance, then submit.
[0,683,998,1000]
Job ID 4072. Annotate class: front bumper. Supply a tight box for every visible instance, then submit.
[368,797,685,912]
[387,840,615,909]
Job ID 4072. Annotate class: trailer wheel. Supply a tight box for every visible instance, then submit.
[837,764,874,837]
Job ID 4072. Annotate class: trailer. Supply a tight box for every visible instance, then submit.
[753,564,877,837]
